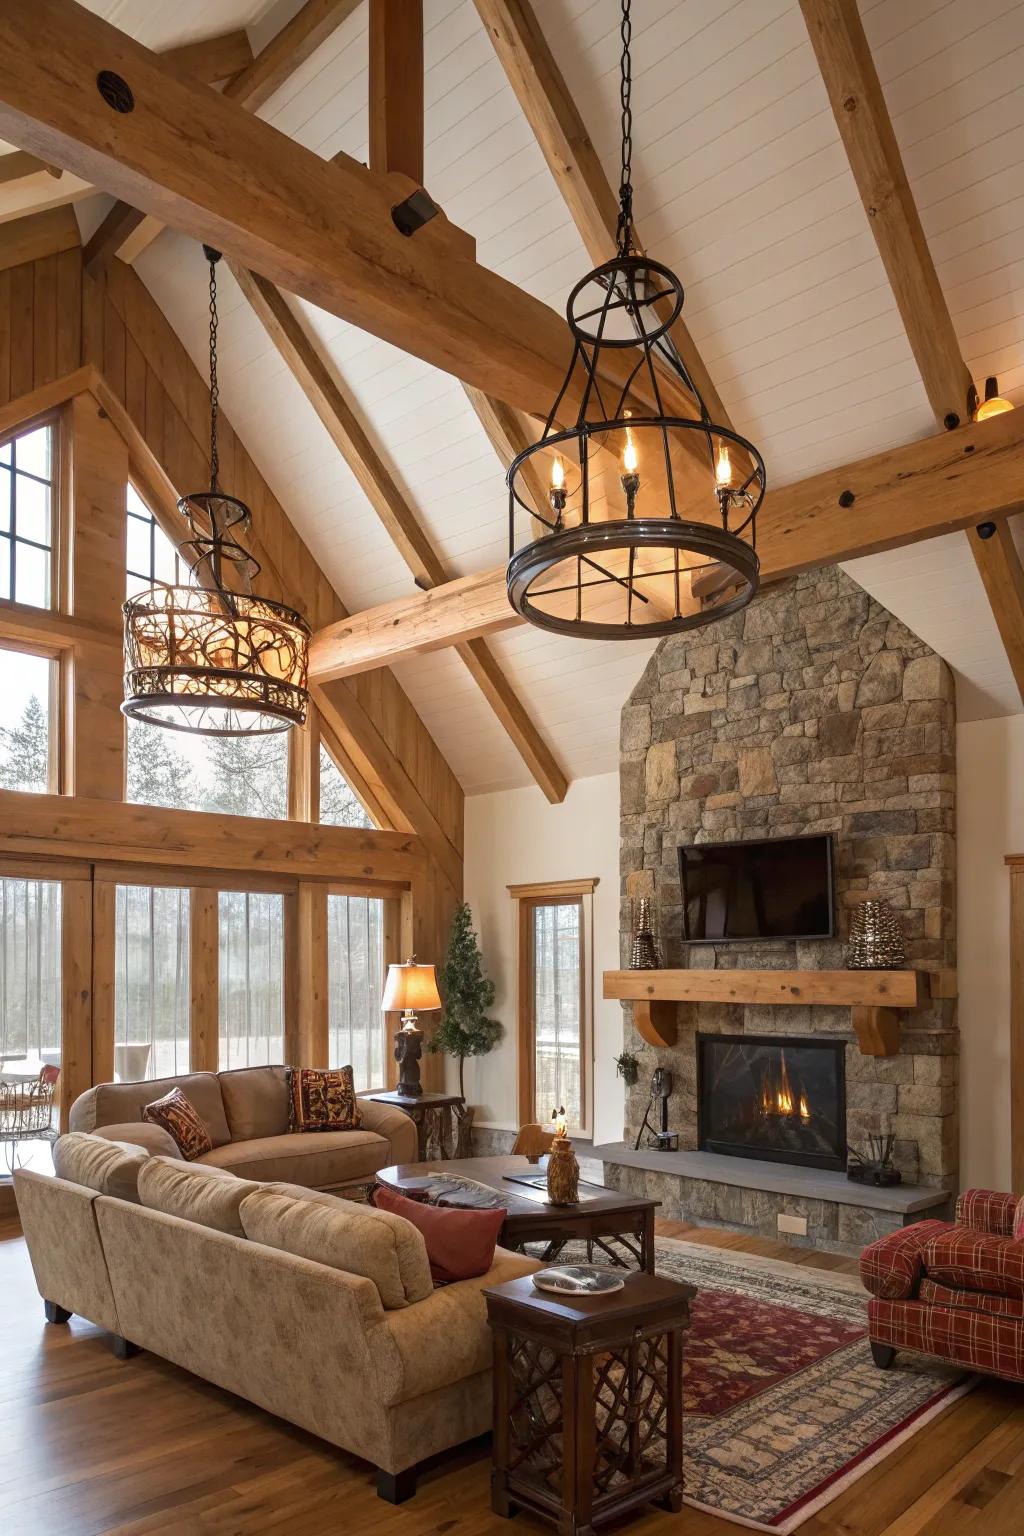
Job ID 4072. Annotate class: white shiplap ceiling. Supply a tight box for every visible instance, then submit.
[63,0,1024,790]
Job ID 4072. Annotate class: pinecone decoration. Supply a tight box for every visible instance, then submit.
[846,899,905,969]
[630,896,659,970]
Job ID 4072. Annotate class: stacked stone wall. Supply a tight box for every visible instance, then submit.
[620,566,957,1188]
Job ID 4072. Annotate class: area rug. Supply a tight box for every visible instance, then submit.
[653,1237,973,1532]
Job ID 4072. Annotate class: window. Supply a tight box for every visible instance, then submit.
[218,891,284,1069]
[125,485,288,819]
[0,876,61,1175]
[114,885,190,1081]
[0,648,53,793]
[328,894,384,1087]
[512,879,596,1135]
[320,745,373,828]
[0,424,54,608]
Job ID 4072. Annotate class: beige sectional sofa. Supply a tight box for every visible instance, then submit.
[68,1065,418,1189]
[15,1133,539,1502]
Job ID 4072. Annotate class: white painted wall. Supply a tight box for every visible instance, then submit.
[463,773,624,1146]
[462,722,1019,1190]
[957,715,1023,1191]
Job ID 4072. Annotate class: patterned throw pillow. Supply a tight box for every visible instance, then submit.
[142,1087,214,1162]
[287,1066,361,1134]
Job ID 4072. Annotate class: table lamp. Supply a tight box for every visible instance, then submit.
[382,958,441,1098]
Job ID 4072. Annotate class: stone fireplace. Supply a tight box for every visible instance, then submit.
[600,566,958,1253]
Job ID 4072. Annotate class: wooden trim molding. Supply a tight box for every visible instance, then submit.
[508,878,599,900]
[1005,855,1024,1190]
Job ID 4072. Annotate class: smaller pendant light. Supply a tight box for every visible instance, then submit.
[123,247,310,735]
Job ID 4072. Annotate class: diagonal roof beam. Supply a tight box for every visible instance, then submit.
[306,405,1024,680]
[0,0,683,431]
[800,0,1024,705]
[230,264,569,803]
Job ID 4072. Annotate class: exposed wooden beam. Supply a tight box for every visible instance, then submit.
[308,406,1024,678]
[0,150,60,184]
[0,203,78,273]
[799,0,972,427]
[230,264,568,803]
[84,9,349,268]
[0,0,680,427]
[223,0,361,112]
[799,0,1022,699]
[369,0,423,184]
[473,0,725,431]
[82,200,149,276]
[968,523,1024,699]
[161,29,255,85]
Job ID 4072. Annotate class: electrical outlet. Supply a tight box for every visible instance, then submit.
[777,1213,808,1237]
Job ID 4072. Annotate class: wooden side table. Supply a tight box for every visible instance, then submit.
[364,1090,469,1159]
[485,1272,694,1536]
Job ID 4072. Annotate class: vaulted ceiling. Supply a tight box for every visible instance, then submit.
[6,0,1024,791]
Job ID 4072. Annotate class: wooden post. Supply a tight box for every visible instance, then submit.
[59,875,93,1129]
[287,706,320,822]
[66,393,127,799]
[90,877,116,1089]
[293,881,328,1067]
[189,887,219,1073]
[1010,865,1024,1191]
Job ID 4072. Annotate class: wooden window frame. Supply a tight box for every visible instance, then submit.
[509,878,598,1137]
[0,408,61,614]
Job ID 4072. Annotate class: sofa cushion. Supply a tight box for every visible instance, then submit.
[287,1066,360,1133]
[923,1229,1024,1299]
[197,1129,389,1189]
[52,1132,149,1202]
[918,1278,1024,1320]
[1015,1198,1024,1243]
[859,1220,950,1300]
[69,1071,231,1148]
[956,1189,1018,1236]
[373,1185,506,1284]
[239,1186,433,1308]
[218,1065,289,1142]
[92,1121,183,1159]
[137,1156,260,1239]
[143,1087,214,1161]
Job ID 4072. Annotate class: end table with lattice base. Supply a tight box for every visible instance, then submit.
[485,1272,694,1536]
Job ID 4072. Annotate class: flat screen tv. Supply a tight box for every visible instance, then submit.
[679,834,835,943]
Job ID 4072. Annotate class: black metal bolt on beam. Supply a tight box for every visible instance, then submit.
[943,412,961,430]
[391,189,439,237]
[97,71,134,112]
[838,490,855,508]
[976,522,997,540]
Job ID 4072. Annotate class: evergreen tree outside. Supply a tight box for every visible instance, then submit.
[201,731,288,819]
[428,903,501,1098]
[126,719,197,809]
[0,693,49,791]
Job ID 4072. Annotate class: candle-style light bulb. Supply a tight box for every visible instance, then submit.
[715,442,732,488]
[548,453,567,523]
[620,411,641,516]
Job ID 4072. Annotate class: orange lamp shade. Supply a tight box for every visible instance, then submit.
[381,962,441,1015]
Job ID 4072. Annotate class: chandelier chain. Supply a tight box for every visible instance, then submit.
[206,248,221,493]
[616,0,634,254]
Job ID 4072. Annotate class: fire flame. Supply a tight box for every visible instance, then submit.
[759,1052,812,1122]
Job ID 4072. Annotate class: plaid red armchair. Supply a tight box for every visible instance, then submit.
[860,1189,1024,1384]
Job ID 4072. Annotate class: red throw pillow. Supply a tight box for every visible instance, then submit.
[374,1185,506,1285]
[142,1087,213,1161]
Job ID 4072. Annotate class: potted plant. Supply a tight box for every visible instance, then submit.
[428,904,502,1113]
[615,1050,641,1088]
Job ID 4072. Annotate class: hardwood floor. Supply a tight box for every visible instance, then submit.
[2,1212,1023,1535]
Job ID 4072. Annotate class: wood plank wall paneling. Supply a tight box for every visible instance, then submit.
[0,217,82,407]
[79,258,461,1056]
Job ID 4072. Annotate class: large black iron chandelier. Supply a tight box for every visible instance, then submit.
[506,0,766,639]
[123,248,309,735]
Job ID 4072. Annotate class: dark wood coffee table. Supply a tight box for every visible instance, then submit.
[375,1155,658,1273]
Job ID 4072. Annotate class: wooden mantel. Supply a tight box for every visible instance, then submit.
[603,968,957,1057]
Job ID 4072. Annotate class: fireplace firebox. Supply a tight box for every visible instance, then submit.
[697,1034,846,1171]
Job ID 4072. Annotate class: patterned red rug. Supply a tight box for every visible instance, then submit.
[657,1239,974,1532]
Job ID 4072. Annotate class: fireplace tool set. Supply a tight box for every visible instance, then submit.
[633,1068,678,1152]
[847,1133,901,1186]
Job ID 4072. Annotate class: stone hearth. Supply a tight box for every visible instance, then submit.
[611,566,957,1250]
